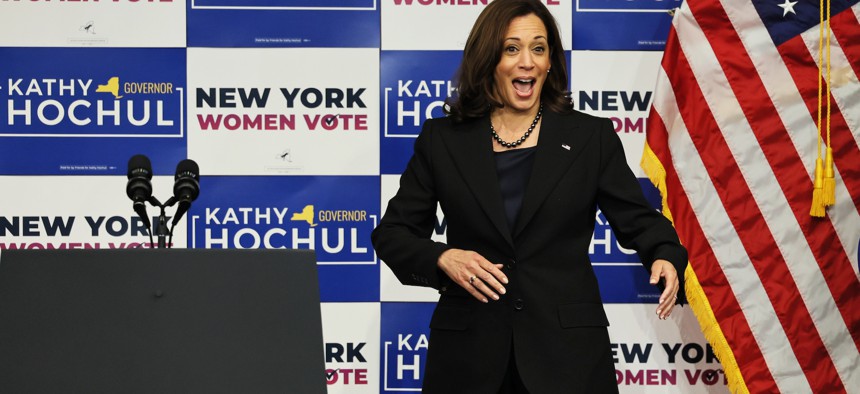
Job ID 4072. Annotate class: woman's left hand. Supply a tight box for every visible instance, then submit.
[650,259,680,320]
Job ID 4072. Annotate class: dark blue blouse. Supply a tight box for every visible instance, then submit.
[494,146,537,233]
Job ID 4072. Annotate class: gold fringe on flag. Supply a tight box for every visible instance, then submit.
[641,144,750,394]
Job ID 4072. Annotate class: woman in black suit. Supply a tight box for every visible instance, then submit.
[371,0,687,392]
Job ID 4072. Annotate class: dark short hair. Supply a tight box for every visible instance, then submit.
[445,0,571,122]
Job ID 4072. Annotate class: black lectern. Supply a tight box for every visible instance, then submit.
[0,249,326,394]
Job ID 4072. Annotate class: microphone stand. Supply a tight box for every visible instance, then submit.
[148,196,177,249]
[156,205,169,249]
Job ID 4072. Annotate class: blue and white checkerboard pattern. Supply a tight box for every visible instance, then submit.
[0,1,728,392]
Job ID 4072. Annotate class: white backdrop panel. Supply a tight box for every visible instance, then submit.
[322,302,381,393]
[188,47,380,176]
[0,0,185,47]
[608,304,729,393]
[381,0,571,50]
[571,50,662,177]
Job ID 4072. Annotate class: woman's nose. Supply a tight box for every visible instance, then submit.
[518,52,535,69]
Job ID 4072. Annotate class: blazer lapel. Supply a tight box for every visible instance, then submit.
[513,111,596,238]
[438,116,515,248]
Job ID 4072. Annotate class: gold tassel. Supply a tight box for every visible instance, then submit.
[822,147,835,206]
[810,158,826,217]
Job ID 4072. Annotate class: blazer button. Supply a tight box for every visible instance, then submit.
[513,299,524,311]
[506,259,516,270]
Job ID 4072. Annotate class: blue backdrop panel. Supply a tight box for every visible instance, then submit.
[187,176,380,302]
[187,0,380,47]
[0,47,186,175]
[379,302,435,393]
[572,0,678,50]
[380,50,462,175]
[595,265,661,304]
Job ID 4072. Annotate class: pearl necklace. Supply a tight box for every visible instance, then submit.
[490,105,543,149]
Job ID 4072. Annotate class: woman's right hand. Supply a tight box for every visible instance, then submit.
[437,249,508,303]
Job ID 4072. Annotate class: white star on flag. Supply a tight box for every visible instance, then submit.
[778,0,799,16]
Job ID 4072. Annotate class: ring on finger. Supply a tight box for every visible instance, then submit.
[469,276,475,285]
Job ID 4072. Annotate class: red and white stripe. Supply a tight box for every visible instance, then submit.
[647,0,860,392]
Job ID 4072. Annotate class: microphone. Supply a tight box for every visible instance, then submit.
[171,159,199,227]
[126,154,153,231]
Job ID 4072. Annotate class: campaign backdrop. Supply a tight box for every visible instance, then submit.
[0,1,728,392]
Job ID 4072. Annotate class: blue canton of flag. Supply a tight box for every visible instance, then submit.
[752,0,859,45]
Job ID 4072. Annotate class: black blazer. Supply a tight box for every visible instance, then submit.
[372,109,687,393]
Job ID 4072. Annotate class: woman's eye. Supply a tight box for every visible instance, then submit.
[505,46,518,53]
[533,46,545,54]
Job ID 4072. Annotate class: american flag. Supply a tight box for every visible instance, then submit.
[642,0,860,392]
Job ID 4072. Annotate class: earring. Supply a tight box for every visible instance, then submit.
[547,69,551,73]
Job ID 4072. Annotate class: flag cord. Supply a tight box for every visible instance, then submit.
[822,0,835,206]
[811,0,835,217]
